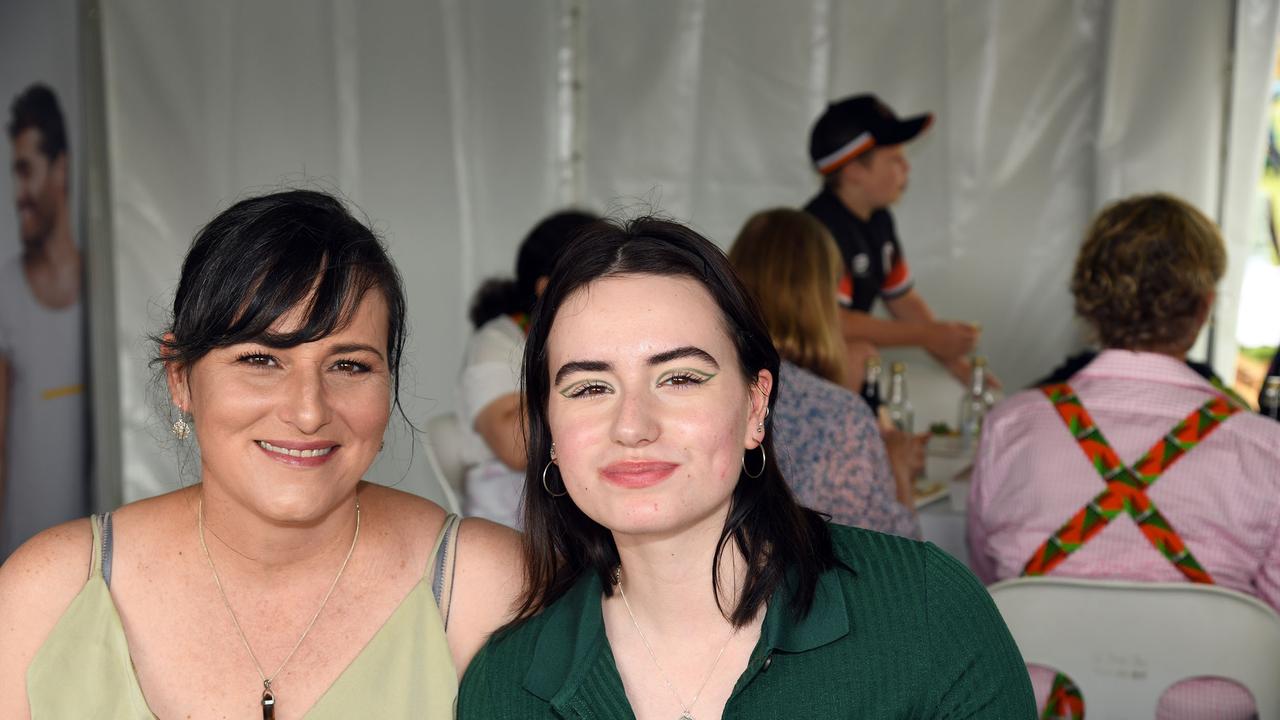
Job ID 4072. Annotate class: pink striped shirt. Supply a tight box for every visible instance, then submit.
[967,350,1280,718]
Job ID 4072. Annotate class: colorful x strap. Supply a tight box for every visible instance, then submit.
[1021,383,1242,583]
[1041,672,1083,720]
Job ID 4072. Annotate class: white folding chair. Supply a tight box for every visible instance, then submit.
[424,412,468,515]
[988,576,1280,719]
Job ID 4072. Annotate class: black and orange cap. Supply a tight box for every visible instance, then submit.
[808,94,933,175]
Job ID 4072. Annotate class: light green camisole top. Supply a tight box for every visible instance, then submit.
[27,512,461,718]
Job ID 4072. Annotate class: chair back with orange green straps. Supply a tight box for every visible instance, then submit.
[1024,382,1245,719]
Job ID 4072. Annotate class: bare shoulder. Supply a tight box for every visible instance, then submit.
[454,517,523,606]
[456,516,521,566]
[447,517,524,674]
[0,517,94,622]
[358,482,448,539]
[0,518,94,718]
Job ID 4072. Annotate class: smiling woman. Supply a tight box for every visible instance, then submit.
[457,217,1036,719]
[0,189,522,719]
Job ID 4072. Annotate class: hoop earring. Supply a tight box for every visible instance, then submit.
[742,444,766,479]
[171,413,191,441]
[542,461,567,497]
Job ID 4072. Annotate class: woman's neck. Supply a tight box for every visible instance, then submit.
[192,482,361,575]
[610,520,749,634]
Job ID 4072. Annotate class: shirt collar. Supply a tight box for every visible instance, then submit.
[1076,349,1213,392]
[522,559,853,704]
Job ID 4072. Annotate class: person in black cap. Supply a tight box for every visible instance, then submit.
[804,94,986,386]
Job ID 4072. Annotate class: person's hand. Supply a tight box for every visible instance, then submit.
[881,428,930,507]
[923,321,979,361]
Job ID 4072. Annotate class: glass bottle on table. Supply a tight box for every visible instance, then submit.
[860,357,883,416]
[886,361,914,432]
[958,356,993,448]
[1262,376,1280,421]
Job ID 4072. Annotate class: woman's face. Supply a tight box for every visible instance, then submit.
[545,274,772,540]
[168,291,392,521]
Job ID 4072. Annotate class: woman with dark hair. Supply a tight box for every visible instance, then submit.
[458,217,1034,718]
[459,210,598,527]
[0,190,520,717]
[729,208,919,538]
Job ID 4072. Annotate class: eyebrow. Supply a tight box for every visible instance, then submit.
[329,343,386,361]
[553,346,719,385]
[554,360,610,385]
[647,345,719,369]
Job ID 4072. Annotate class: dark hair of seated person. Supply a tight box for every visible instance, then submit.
[468,210,599,328]
[151,188,408,416]
[511,216,842,630]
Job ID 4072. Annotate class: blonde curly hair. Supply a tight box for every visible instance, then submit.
[1071,193,1224,352]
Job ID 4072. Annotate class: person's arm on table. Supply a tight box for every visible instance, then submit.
[880,427,926,510]
[883,290,1003,389]
[473,392,526,471]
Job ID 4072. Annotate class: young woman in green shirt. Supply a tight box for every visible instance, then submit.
[458,217,1036,719]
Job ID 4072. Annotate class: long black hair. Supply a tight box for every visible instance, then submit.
[468,210,598,328]
[513,216,839,628]
[152,189,408,417]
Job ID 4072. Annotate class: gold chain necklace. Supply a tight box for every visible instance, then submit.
[615,567,737,720]
[198,496,360,720]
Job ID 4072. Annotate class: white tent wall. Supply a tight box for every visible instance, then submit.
[99,0,1278,505]
[101,0,565,504]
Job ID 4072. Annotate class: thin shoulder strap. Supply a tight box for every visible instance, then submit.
[426,513,462,630]
[88,512,115,587]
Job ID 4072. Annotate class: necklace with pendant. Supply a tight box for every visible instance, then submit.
[615,566,737,720]
[198,496,360,719]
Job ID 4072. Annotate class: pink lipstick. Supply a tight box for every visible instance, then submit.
[600,461,679,489]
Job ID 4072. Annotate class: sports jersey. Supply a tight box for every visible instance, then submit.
[804,189,913,312]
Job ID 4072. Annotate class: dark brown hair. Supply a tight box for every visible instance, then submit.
[153,189,408,416]
[512,217,839,629]
[1071,193,1224,352]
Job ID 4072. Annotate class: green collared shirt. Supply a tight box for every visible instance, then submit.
[459,525,1035,718]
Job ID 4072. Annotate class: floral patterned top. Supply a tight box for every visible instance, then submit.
[773,361,919,539]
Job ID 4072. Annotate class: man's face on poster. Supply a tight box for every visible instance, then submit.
[11,127,66,251]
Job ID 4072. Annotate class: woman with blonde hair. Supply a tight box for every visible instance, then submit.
[729,208,918,537]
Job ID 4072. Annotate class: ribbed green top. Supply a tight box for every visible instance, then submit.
[459,524,1035,718]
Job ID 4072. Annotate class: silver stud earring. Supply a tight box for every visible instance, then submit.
[550,441,557,461]
[171,413,191,441]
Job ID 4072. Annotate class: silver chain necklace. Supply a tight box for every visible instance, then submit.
[198,496,360,720]
[615,567,737,720]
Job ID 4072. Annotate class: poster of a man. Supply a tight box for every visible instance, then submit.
[0,83,88,558]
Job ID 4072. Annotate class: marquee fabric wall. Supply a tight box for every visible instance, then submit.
[98,0,1279,506]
